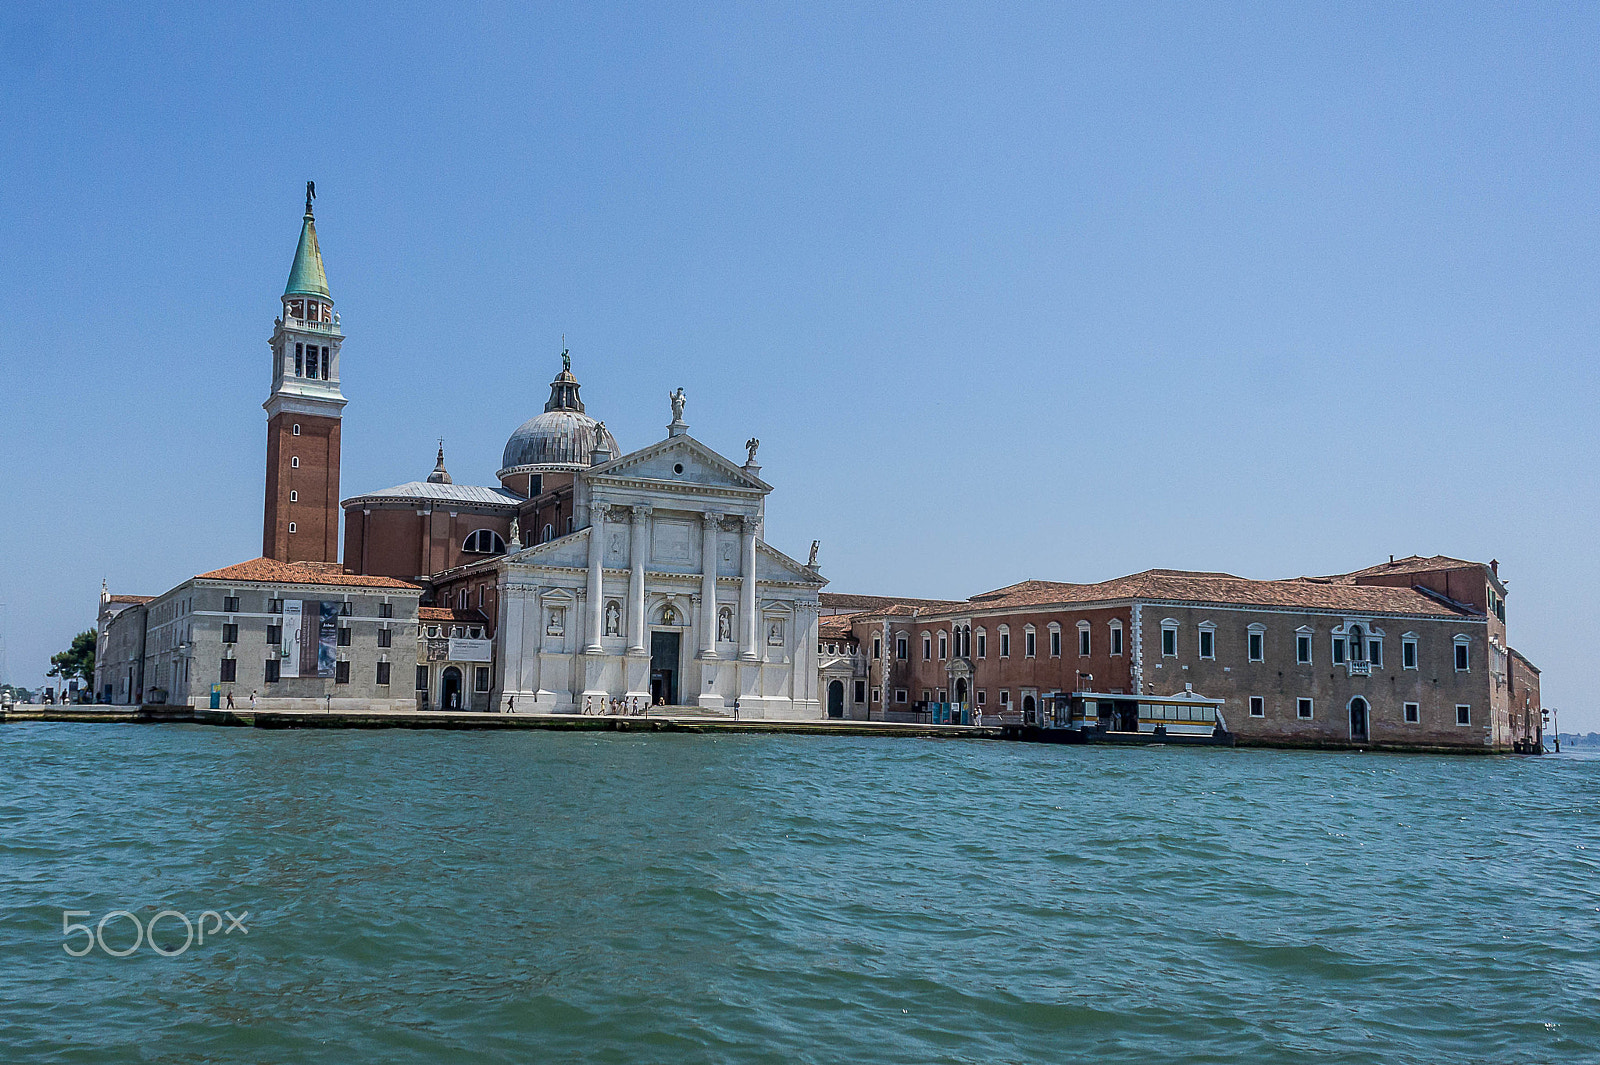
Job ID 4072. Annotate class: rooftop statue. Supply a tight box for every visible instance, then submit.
[670,387,686,423]
[745,437,760,464]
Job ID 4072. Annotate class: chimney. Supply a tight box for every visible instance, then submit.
[1490,559,1499,577]
[1389,555,1395,564]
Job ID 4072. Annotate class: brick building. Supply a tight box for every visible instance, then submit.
[825,556,1542,752]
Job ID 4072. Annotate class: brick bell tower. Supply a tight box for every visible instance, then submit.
[263,182,347,563]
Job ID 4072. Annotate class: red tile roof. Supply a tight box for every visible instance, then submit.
[1339,555,1488,580]
[820,592,966,614]
[106,594,155,605]
[818,613,859,639]
[194,558,421,590]
[418,606,489,623]
[944,568,1477,619]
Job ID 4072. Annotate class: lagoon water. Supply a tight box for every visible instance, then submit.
[2,723,1598,1064]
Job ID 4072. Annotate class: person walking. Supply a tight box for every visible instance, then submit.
[226,690,235,709]
[249,690,257,710]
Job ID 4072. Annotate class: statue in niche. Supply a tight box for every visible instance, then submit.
[767,621,784,646]
[609,531,623,555]
[662,606,677,626]
[546,608,564,637]
[604,601,622,637]
[718,608,733,643]
[670,387,686,422]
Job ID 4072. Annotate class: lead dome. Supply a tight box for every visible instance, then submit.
[499,360,618,476]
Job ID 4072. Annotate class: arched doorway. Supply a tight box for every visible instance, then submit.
[1022,694,1037,725]
[1349,696,1369,742]
[441,667,463,711]
[955,678,967,704]
[827,680,844,718]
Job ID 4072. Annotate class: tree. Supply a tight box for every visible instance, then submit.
[48,630,97,690]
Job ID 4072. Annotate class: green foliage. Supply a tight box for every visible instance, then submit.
[47,630,97,687]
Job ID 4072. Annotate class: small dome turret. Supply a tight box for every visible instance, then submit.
[499,353,618,477]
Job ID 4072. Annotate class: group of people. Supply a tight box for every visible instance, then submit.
[583,694,647,716]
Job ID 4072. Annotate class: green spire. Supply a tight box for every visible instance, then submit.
[284,183,330,299]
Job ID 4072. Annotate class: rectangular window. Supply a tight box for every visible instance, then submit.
[1456,704,1471,726]
[854,680,865,703]
[1025,631,1036,658]
[977,632,986,658]
[266,624,282,645]
[938,633,947,659]
[1000,632,1011,658]
[269,599,283,614]
[1052,630,1063,658]
[376,662,391,686]
[1000,690,1010,705]
[921,689,931,702]
[416,665,429,692]
[1455,643,1469,672]
[976,690,986,706]
[335,661,350,684]
[1368,639,1382,667]
[1404,702,1420,723]
[1403,639,1417,669]
[895,689,907,704]
[337,627,352,647]
[340,601,353,616]
[1249,696,1264,718]
[377,628,392,648]
[223,596,240,613]
[265,659,281,683]
[475,667,491,692]
[306,346,319,379]
[1332,638,1346,665]
[1296,634,1311,664]
[1162,627,1177,657]
[896,636,908,661]
[873,637,881,660]
[379,602,394,619]
[320,346,330,380]
[922,635,931,661]
[294,343,304,376]
[871,687,880,703]
[1248,632,1263,662]
[1297,697,1313,720]
[220,658,237,682]
[1110,627,1123,656]
[222,624,238,644]
[1199,630,1215,659]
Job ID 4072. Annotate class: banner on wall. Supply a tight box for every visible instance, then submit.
[317,601,338,678]
[281,601,303,678]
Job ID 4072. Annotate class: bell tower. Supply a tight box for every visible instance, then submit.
[263,182,347,563]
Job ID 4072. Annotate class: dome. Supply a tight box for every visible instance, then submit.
[500,409,617,472]
[498,357,618,475]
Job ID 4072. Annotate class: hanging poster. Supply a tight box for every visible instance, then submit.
[318,601,339,678]
[281,600,303,678]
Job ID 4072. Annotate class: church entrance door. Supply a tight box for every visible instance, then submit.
[650,631,681,706]
[827,680,844,718]
[441,667,462,711]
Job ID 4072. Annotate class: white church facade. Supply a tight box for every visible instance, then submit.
[424,373,826,719]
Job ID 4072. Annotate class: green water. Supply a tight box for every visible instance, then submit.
[2,724,1596,1063]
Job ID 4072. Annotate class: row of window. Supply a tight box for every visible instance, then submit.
[227,659,374,684]
[256,599,393,617]
[869,686,1023,708]
[881,622,1126,663]
[1246,695,1474,726]
[222,624,393,648]
[1159,621,1471,673]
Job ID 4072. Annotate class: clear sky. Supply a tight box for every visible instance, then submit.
[2,3,1596,726]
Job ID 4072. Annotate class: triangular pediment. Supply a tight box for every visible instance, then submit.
[588,435,770,494]
[505,526,590,569]
[756,540,826,587]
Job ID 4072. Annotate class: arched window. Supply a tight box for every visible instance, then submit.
[292,423,301,436]
[543,524,554,543]
[290,456,299,468]
[287,522,296,533]
[462,529,506,554]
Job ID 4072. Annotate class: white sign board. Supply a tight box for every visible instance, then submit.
[448,638,493,662]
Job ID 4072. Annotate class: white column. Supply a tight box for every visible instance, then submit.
[628,505,650,654]
[585,501,606,653]
[739,515,759,661]
[699,511,721,659]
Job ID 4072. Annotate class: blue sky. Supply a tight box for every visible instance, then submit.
[2,3,1596,727]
